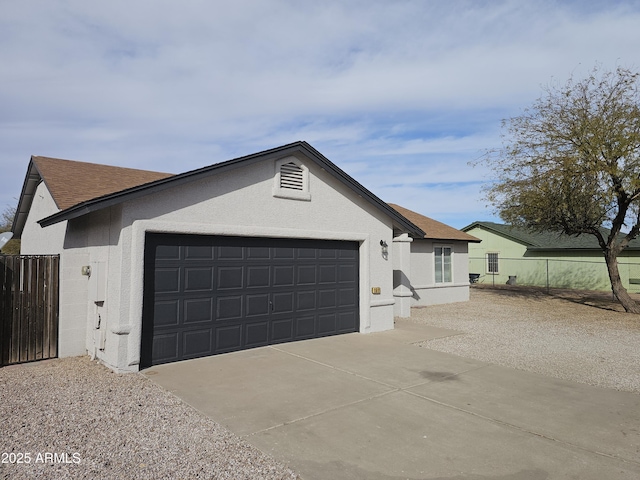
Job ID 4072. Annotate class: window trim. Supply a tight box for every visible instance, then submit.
[273,156,311,201]
[486,252,499,274]
[434,245,453,284]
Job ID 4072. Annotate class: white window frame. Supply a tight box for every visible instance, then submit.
[273,156,311,201]
[434,245,453,284]
[486,252,499,274]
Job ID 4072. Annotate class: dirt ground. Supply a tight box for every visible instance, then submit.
[412,284,640,394]
[474,283,640,313]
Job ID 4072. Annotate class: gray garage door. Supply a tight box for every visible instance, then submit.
[141,234,359,367]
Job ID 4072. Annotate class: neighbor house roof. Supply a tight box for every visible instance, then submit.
[389,204,480,243]
[462,221,640,250]
[13,142,426,239]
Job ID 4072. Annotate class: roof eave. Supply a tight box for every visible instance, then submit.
[419,235,482,243]
[298,142,425,237]
[464,222,536,247]
[526,247,616,252]
[12,158,44,239]
[38,142,425,237]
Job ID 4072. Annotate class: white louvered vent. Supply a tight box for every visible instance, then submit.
[280,162,304,190]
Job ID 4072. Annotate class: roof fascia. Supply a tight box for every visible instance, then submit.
[297,142,424,237]
[38,144,297,228]
[420,236,483,243]
[526,247,608,252]
[37,141,425,237]
[12,158,43,239]
[461,222,480,231]
[469,222,534,247]
[442,224,483,243]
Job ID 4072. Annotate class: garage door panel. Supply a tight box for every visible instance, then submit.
[156,245,180,260]
[319,249,338,259]
[218,245,243,259]
[185,245,213,259]
[153,332,180,364]
[339,249,357,259]
[338,311,358,332]
[216,295,243,320]
[339,264,357,282]
[274,265,294,286]
[154,300,180,326]
[274,247,294,259]
[247,266,270,288]
[184,298,213,323]
[271,318,293,342]
[246,294,270,316]
[295,315,315,338]
[156,268,180,293]
[185,268,213,291]
[183,329,213,358]
[217,266,244,289]
[318,313,337,334]
[247,246,270,259]
[297,248,317,259]
[142,234,359,367]
[245,321,269,347]
[216,325,243,352]
[297,265,316,284]
[319,265,337,283]
[273,292,294,313]
[339,288,357,306]
[297,291,316,310]
[318,289,337,308]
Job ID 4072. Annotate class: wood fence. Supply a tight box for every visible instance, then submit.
[0,255,59,366]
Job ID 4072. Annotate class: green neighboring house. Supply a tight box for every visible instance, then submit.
[461,222,640,292]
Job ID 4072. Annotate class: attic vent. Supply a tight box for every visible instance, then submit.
[273,157,310,201]
[280,162,304,190]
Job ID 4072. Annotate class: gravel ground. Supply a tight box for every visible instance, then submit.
[3,286,638,479]
[0,356,299,480]
[414,285,640,394]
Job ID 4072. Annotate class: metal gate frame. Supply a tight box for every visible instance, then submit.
[0,255,59,367]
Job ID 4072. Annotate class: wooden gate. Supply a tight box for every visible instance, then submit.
[0,255,59,367]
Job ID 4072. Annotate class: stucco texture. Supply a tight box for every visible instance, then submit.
[26,154,399,371]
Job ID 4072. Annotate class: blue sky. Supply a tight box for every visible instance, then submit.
[2,1,640,229]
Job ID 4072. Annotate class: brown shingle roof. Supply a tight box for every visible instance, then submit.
[32,156,174,210]
[389,204,481,242]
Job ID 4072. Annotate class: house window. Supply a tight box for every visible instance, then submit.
[487,252,499,274]
[435,246,452,283]
[273,157,311,201]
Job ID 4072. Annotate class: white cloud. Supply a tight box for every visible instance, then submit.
[2,0,640,228]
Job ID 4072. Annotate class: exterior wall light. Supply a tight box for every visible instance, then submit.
[380,240,388,257]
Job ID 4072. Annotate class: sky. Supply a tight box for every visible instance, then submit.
[2,0,640,229]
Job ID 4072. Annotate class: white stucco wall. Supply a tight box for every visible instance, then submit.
[20,182,88,357]
[409,239,470,306]
[68,208,123,364]
[20,162,475,370]
[20,182,66,255]
[392,233,413,317]
[70,154,398,372]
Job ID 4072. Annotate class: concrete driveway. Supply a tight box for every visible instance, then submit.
[144,320,640,480]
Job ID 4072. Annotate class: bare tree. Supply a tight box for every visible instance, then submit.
[481,65,640,313]
[1,203,20,255]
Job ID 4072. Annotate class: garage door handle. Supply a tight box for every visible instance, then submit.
[270,301,274,311]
